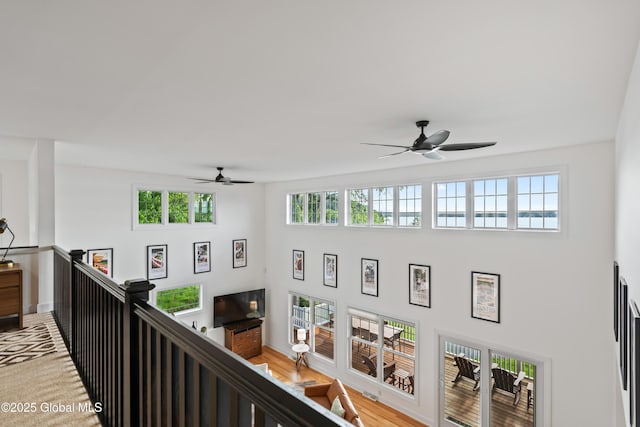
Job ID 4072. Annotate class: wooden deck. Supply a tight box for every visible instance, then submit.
[444,354,535,427]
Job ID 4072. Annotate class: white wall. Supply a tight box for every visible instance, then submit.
[55,165,266,342]
[615,42,640,427]
[264,142,613,426]
[0,148,40,313]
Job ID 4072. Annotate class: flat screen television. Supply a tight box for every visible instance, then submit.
[214,288,265,328]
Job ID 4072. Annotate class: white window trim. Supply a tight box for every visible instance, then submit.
[347,306,417,398]
[286,191,340,226]
[345,183,422,228]
[432,169,562,232]
[288,292,337,364]
[437,330,551,427]
[132,184,216,230]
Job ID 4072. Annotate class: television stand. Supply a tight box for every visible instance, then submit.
[224,319,262,359]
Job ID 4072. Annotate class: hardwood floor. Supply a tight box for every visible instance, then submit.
[249,346,429,427]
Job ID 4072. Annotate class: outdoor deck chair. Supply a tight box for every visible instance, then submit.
[491,367,526,405]
[452,354,480,391]
[361,354,396,382]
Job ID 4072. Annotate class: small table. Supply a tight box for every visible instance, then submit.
[393,368,410,390]
[292,343,310,371]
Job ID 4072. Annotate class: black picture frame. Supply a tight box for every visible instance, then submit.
[409,264,431,308]
[232,239,247,268]
[471,271,500,323]
[631,299,640,426]
[622,278,629,390]
[615,261,620,341]
[86,248,114,278]
[193,241,211,274]
[323,253,337,288]
[147,244,168,280]
[293,250,304,280]
[361,258,378,297]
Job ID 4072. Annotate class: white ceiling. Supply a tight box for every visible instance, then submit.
[1,1,639,182]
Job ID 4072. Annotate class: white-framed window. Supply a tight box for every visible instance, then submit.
[517,174,559,230]
[325,191,339,225]
[347,184,422,228]
[289,293,335,361]
[133,186,216,228]
[435,181,466,228]
[398,184,422,227]
[439,334,548,426]
[348,308,416,396]
[433,172,560,232]
[155,284,203,316]
[371,187,394,226]
[194,193,215,223]
[473,178,508,229]
[168,191,189,224]
[307,192,322,224]
[287,191,339,226]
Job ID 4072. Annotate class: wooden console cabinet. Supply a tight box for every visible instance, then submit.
[224,319,262,359]
[0,264,23,329]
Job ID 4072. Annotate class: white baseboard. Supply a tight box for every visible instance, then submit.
[37,302,53,313]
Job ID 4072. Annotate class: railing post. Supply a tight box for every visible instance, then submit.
[120,278,155,427]
[69,249,85,360]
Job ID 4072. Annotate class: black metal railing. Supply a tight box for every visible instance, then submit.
[52,246,346,427]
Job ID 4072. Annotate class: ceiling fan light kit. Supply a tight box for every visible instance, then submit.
[363,120,497,160]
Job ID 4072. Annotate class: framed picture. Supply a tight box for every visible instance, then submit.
[615,261,620,341]
[361,258,378,297]
[622,278,629,390]
[193,241,211,274]
[323,253,337,287]
[87,248,113,277]
[628,300,640,425]
[147,244,168,280]
[293,250,305,280]
[471,271,500,323]
[233,239,247,268]
[409,264,430,308]
[630,299,640,425]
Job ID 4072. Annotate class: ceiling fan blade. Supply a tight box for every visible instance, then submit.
[188,177,216,183]
[229,180,254,184]
[361,142,413,149]
[422,150,445,160]
[438,142,497,151]
[379,150,410,159]
[425,130,450,145]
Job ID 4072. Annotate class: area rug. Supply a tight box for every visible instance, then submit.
[0,321,57,368]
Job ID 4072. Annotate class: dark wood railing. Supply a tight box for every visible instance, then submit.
[52,246,346,427]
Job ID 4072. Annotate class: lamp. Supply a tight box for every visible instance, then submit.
[0,218,15,268]
[297,328,306,344]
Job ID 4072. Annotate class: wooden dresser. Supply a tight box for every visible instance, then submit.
[0,264,23,329]
[224,319,262,359]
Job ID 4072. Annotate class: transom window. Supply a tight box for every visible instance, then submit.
[134,187,216,228]
[517,174,559,230]
[287,191,339,226]
[474,178,508,228]
[433,172,560,231]
[435,181,466,228]
[398,184,422,227]
[347,184,422,228]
